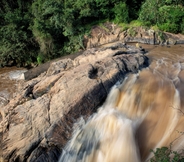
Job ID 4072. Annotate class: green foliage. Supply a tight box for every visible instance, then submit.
[150,146,184,162]
[95,0,117,19]
[114,2,129,23]
[181,18,184,34]
[0,24,38,66]
[150,147,170,162]
[157,5,184,33]
[158,23,179,33]
[62,34,85,54]
[31,0,64,62]
[130,20,145,27]
[139,0,184,33]
[99,23,110,32]
[128,27,137,37]
[157,31,166,41]
[151,25,160,31]
[1,0,184,67]
[0,1,39,67]
[37,53,45,65]
[139,0,162,24]
[119,23,129,31]
[118,20,146,32]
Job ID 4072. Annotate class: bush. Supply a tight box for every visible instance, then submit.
[139,0,162,24]
[130,20,145,27]
[151,25,159,31]
[128,27,137,37]
[158,23,179,33]
[150,146,184,162]
[139,0,184,33]
[0,11,38,67]
[114,2,129,23]
[119,23,129,31]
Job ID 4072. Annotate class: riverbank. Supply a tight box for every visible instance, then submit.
[19,23,184,78]
[85,23,184,49]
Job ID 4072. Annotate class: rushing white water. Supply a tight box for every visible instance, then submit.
[59,84,141,162]
[59,45,184,162]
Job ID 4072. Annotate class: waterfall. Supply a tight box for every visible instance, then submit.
[59,84,141,162]
[59,45,184,162]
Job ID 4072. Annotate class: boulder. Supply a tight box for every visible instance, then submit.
[0,43,148,162]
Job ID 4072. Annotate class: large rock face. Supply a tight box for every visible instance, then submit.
[84,22,184,48]
[0,43,148,162]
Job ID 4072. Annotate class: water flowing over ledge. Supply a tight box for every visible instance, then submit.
[59,49,184,161]
[59,83,141,162]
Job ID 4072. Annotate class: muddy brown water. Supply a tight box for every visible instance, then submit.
[0,67,26,101]
[136,44,184,161]
[59,44,184,162]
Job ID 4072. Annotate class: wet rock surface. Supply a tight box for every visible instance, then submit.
[0,43,148,162]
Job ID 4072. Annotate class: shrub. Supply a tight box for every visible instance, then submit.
[128,27,137,37]
[138,0,162,24]
[119,23,129,31]
[114,2,129,23]
[0,3,39,67]
[158,23,179,33]
[150,146,184,162]
[151,25,159,31]
[130,20,145,27]
[139,0,184,33]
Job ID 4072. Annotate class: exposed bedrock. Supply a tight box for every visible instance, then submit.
[84,23,184,48]
[0,43,148,162]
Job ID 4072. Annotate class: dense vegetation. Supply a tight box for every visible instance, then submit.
[139,0,184,33]
[0,0,184,66]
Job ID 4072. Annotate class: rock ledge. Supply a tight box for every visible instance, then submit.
[1,43,148,162]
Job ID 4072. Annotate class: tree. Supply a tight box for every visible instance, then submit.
[138,0,184,33]
[31,0,65,62]
[0,0,38,66]
[114,1,129,23]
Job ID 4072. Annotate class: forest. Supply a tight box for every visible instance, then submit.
[0,0,184,67]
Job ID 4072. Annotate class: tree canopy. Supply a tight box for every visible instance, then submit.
[0,0,183,67]
[139,0,184,33]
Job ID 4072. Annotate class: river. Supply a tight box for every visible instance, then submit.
[0,44,184,161]
[0,67,27,106]
[58,44,184,162]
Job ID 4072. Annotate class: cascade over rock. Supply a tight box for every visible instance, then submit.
[0,43,148,162]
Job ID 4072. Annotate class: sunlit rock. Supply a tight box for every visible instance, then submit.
[0,43,148,162]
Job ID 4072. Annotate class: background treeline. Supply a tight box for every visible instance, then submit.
[0,0,184,67]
